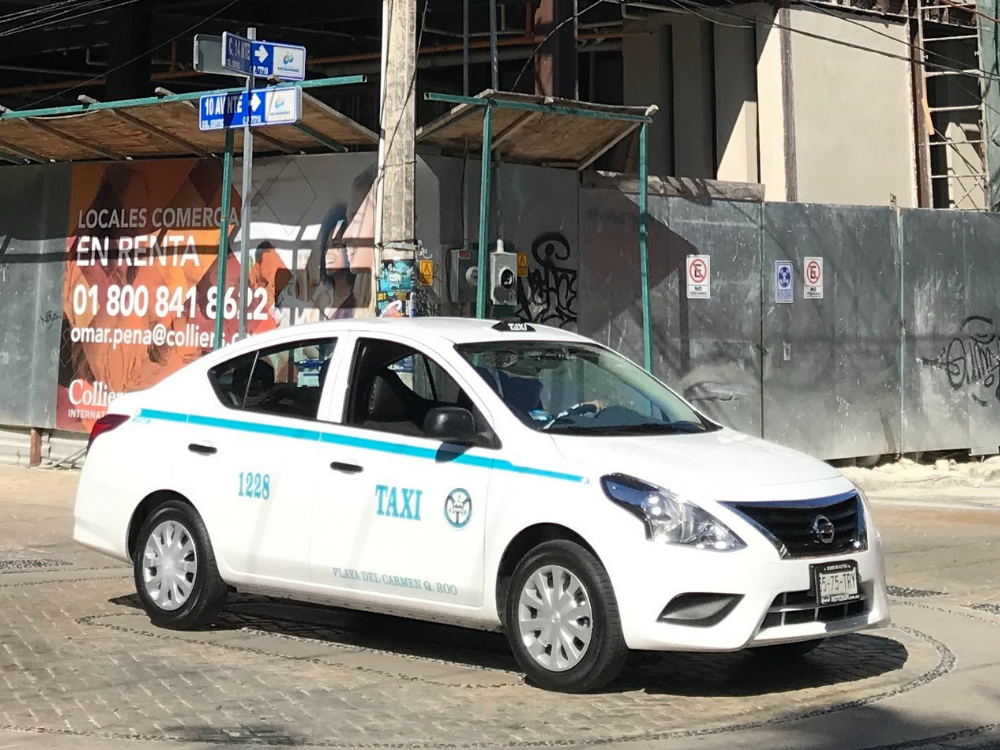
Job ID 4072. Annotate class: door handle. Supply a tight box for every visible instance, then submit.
[188,443,217,456]
[330,461,363,474]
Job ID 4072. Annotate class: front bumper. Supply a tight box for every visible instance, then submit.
[608,540,890,652]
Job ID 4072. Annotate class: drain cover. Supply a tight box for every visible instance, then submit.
[887,585,944,598]
[0,558,71,571]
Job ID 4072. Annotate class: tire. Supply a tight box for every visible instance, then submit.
[752,639,823,659]
[133,499,228,630]
[504,540,628,693]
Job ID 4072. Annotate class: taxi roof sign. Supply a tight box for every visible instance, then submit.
[492,319,535,332]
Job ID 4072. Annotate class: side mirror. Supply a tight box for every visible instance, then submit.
[423,407,478,443]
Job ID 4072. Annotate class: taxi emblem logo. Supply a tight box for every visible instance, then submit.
[445,489,472,529]
[812,514,836,544]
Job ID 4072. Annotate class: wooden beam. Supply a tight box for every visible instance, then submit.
[110,110,211,158]
[25,119,123,160]
[0,135,45,163]
[492,110,542,150]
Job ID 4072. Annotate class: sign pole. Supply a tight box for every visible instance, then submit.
[214,128,235,350]
[639,121,652,373]
[237,26,256,340]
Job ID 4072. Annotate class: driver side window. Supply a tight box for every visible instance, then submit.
[344,338,491,441]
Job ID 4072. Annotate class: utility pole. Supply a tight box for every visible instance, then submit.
[376,0,418,306]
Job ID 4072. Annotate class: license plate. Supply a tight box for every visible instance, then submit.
[812,561,860,605]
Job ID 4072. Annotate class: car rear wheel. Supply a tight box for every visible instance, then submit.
[133,499,227,630]
[505,540,628,693]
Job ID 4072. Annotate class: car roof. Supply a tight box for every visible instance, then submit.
[245,317,591,347]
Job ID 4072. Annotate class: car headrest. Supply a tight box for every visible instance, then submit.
[232,358,275,405]
[473,365,500,395]
[498,372,543,414]
[366,369,410,423]
[318,357,331,389]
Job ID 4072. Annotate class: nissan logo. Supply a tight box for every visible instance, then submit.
[812,515,836,544]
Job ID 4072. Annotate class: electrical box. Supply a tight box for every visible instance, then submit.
[490,252,518,306]
[449,247,479,305]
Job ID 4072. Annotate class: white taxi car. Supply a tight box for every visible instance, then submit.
[74,318,889,693]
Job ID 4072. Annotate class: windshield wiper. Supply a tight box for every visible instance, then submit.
[545,421,707,436]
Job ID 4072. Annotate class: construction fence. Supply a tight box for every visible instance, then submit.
[0,153,998,463]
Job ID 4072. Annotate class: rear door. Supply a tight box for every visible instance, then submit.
[201,334,339,582]
[309,334,497,608]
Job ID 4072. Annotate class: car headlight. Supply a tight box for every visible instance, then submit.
[854,484,880,542]
[600,474,745,551]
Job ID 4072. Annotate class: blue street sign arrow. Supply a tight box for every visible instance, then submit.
[251,41,306,80]
[198,85,302,131]
[221,31,252,76]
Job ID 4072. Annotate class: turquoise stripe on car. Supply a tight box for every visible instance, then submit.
[137,408,588,484]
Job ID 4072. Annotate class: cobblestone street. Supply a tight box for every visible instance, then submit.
[0,466,998,750]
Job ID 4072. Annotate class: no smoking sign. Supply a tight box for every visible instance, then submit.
[804,257,824,299]
[686,255,711,299]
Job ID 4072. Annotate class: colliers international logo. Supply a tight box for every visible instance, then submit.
[444,489,472,529]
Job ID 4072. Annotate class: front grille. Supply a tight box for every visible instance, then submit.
[726,495,865,558]
[759,589,869,630]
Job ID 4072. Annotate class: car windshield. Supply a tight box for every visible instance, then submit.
[456,341,718,436]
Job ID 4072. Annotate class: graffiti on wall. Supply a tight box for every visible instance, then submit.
[920,315,1000,405]
[515,232,578,329]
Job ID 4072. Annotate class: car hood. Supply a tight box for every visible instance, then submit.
[549,427,851,502]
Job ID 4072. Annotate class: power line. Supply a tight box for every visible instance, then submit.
[0,0,134,38]
[0,0,99,28]
[12,0,242,111]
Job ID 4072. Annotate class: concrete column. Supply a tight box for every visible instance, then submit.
[534,0,578,98]
[379,0,417,248]
[623,21,672,176]
[671,17,715,179]
[714,24,759,183]
[105,4,151,100]
[755,5,789,201]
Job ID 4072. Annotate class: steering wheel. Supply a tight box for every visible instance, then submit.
[564,402,600,417]
[542,401,601,430]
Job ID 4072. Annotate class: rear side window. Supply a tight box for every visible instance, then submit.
[209,338,337,420]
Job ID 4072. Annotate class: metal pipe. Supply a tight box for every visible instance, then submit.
[639,121,652,373]
[463,0,470,96]
[374,0,390,251]
[476,102,494,318]
[214,128,235,350]
[1,75,366,117]
[237,27,256,341]
[489,0,499,89]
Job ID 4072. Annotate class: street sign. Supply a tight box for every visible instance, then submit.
[251,41,306,80]
[222,31,253,76]
[686,255,711,299]
[194,34,243,78]
[804,257,824,299]
[198,85,302,131]
[775,260,793,304]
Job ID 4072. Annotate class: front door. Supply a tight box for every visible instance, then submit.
[310,335,497,608]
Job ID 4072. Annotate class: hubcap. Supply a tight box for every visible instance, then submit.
[142,520,197,612]
[517,564,594,672]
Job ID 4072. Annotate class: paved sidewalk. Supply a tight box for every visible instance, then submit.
[0,466,999,750]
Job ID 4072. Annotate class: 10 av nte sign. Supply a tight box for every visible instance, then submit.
[198,85,302,131]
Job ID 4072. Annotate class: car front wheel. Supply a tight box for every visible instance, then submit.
[133,499,228,630]
[505,540,628,693]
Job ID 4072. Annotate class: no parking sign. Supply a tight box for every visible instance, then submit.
[804,257,824,299]
[686,255,711,299]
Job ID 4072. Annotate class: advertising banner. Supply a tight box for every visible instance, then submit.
[55,153,422,432]
[57,160,251,431]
